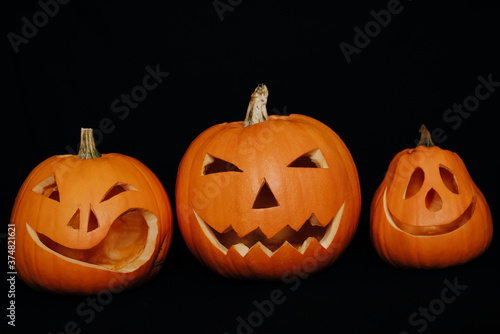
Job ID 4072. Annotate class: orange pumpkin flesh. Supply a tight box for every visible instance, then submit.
[370,125,493,269]
[11,129,173,294]
[176,84,361,280]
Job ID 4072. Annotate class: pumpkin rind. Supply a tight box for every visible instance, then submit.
[176,85,361,280]
[370,126,493,269]
[11,129,173,294]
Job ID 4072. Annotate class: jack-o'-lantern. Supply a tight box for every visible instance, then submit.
[11,129,173,294]
[370,125,493,269]
[176,84,361,280]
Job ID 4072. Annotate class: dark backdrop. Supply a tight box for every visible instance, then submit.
[3,1,499,333]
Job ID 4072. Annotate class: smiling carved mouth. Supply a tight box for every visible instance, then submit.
[193,202,345,257]
[26,209,158,272]
[383,188,476,236]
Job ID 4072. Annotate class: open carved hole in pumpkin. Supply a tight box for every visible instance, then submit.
[439,165,459,194]
[287,149,328,168]
[202,154,243,175]
[404,167,424,199]
[213,217,327,253]
[87,207,100,232]
[425,188,443,212]
[384,187,476,235]
[101,182,138,203]
[66,207,100,232]
[252,179,279,209]
[28,209,156,271]
[32,174,60,202]
[67,209,81,230]
[193,202,345,257]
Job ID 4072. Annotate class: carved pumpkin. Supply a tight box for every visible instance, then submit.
[176,84,361,280]
[11,129,173,294]
[370,125,493,269]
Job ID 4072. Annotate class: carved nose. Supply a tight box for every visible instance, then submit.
[425,188,443,212]
[67,206,100,232]
[252,179,279,209]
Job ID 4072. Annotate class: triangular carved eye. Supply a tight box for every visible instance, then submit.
[202,154,243,175]
[32,174,60,202]
[439,165,459,194]
[404,167,425,199]
[287,149,328,168]
[101,182,138,203]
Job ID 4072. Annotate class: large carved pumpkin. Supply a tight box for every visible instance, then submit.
[370,125,493,269]
[11,129,173,294]
[176,84,361,280]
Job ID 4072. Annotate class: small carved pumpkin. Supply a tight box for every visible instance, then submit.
[370,125,493,269]
[176,84,361,280]
[11,129,173,294]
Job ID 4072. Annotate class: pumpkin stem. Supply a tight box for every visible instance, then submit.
[77,128,101,159]
[417,124,435,147]
[243,84,269,127]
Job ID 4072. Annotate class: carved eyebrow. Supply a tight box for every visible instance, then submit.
[100,182,138,203]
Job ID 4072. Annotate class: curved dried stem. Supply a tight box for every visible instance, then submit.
[243,84,269,127]
[417,124,435,147]
[77,128,101,159]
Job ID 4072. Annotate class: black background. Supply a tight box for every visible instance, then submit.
[3,1,499,333]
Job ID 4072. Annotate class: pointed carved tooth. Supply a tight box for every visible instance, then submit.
[255,242,274,257]
[222,225,233,233]
[319,202,345,249]
[193,209,228,255]
[308,213,323,227]
[233,243,250,257]
[298,237,314,254]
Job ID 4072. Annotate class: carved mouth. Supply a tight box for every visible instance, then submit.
[383,188,476,236]
[194,202,345,257]
[26,209,158,272]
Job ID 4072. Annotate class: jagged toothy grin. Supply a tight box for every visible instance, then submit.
[193,202,345,257]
